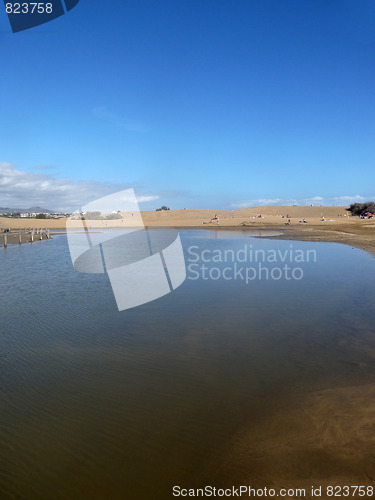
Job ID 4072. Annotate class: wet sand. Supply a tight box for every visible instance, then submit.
[221,222,375,258]
[219,383,375,495]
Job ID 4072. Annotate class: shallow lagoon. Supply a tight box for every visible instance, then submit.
[1,230,375,499]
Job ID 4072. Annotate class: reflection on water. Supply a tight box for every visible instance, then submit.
[0,230,375,499]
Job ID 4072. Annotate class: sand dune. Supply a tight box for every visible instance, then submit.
[1,205,375,255]
[141,205,350,227]
[0,205,352,230]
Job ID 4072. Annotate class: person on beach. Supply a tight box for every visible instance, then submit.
[208,214,219,224]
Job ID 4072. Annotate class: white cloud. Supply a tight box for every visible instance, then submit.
[0,162,159,211]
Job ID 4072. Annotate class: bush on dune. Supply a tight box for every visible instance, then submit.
[105,213,122,220]
[347,202,375,216]
[83,211,102,220]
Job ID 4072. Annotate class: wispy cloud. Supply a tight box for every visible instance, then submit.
[0,162,159,211]
[306,196,324,202]
[302,195,374,205]
[33,165,59,171]
[331,195,370,202]
[135,194,160,203]
[91,106,148,133]
[231,198,283,208]
[157,190,195,199]
[231,194,375,208]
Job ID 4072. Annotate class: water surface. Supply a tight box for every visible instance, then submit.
[1,230,375,499]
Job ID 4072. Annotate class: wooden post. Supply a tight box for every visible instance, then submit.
[31,230,34,243]
[4,233,7,248]
[39,230,42,240]
[19,231,22,245]
[47,229,50,239]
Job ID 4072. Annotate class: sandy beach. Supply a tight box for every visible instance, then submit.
[1,205,374,255]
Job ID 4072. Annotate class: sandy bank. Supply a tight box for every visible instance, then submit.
[1,206,374,255]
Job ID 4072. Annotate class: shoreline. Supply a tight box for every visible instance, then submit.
[166,223,375,257]
[11,223,374,259]
[1,205,374,256]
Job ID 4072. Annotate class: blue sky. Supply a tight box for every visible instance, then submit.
[1,0,375,210]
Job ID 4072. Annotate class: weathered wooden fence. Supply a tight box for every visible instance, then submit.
[1,228,50,248]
